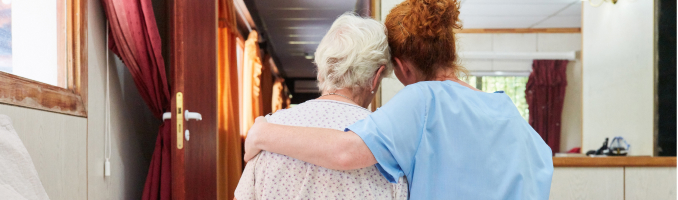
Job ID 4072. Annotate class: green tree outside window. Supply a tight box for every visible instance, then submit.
[465,76,530,121]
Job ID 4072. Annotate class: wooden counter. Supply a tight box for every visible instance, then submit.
[553,156,676,167]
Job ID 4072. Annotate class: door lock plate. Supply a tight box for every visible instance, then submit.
[176,92,184,149]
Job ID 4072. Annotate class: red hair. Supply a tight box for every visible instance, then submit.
[384,0,466,79]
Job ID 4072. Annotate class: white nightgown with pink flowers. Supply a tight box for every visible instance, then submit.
[234,99,408,200]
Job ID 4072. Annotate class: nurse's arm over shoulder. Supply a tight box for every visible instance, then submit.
[346,84,429,183]
[243,113,377,170]
[243,84,428,175]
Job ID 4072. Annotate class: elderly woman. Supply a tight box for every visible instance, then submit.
[233,13,408,200]
[244,0,554,199]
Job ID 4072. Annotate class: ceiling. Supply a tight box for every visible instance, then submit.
[250,0,582,78]
[251,0,358,78]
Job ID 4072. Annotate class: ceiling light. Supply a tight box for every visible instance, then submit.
[304,53,314,60]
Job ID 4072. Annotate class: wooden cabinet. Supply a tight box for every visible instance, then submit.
[549,158,676,200]
[625,167,677,200]
[550,167,624,200]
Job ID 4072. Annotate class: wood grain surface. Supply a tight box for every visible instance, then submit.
[553,157,677,167]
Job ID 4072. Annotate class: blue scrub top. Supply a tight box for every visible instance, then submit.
[347,81,553,199]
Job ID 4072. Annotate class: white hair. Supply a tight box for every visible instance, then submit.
[315,13,393,93]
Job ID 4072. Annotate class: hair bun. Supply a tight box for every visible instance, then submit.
[403,0,461,39]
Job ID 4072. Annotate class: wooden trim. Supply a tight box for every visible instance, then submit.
[370,0,381,111]
[455,28,581,34]
[370,86,382,112]
[623,167,626,198]
[0,72,86,116]
[73,0,88,110]
[371,0,381,21]
[169,0,185,198]
[553,157,677,167]
[0,0,87,117]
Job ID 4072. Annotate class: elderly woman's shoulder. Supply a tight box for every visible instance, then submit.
[266,101,311,119]
[269,108,291,116]
[267,108,291,119]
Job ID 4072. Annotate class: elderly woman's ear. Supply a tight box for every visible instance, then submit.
[371,65,386,93]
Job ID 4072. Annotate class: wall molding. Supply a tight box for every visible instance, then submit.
[459,51,577,60]
[456,28,581,34]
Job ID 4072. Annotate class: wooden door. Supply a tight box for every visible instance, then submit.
[169,0,217,199]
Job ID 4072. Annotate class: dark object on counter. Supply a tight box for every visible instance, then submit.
[586,138,609,156]
[596,138,609,155]
[585,137,630,156]
[585,150,596,156]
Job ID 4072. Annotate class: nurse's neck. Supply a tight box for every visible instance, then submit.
[428,69,483,92]
[433,77,482,92]
[400,60,482,92]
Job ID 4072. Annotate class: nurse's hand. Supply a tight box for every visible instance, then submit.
[244,116,268,162]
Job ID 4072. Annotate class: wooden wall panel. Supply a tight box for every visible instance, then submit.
[0,104,87,200]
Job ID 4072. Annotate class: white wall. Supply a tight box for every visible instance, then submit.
[87,0,160,199]
[456,33,581,73]
[582,1,656,156]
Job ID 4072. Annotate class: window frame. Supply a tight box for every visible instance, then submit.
[0,0,88,117]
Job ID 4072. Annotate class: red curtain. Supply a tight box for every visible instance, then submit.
[526,60,568,154]
[100,0,171,199]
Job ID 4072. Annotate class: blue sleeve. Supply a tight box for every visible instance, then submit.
[346,84,429,183]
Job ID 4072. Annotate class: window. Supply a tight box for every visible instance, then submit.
[0,0,87,116]
[0,0,69,87]
[466,76,530,121]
